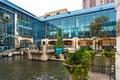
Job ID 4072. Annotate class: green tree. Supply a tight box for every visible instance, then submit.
[64,47,91,80]
[89,15,109,50]
[85,46,96,65]
[55,26,64,48]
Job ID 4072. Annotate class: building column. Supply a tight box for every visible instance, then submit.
[116,36,120,80]
[73,37,78,50]
[40,45,48,61]
[41,39,49,46]
[8,52,12,57]
[115,0,120,79]
[14,13,19,47]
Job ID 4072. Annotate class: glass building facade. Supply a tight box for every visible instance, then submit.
[0,5,15,48]
[0,0,43,50]
[0,0,116,51]
[42,3,116,39]
[40,3,116,50]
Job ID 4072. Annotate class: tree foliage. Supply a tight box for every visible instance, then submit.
[101,49,115,58]
[64,47,92,80]
[55,26,64,48]
[90,15,109,38]
[89,16,110,50]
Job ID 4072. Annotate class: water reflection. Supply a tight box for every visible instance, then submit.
[0,55,69,80]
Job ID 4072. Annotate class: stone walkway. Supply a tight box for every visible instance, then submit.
[89,72,114,80]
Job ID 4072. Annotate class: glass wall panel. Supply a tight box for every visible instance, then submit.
[43,8,116,38]
[0,7,15,48]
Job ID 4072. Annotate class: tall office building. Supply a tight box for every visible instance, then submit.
[83,0,114,8]
[115,0,120,79]
[96,0,114,6]
[39,9,68,18]
[83,0,96,8]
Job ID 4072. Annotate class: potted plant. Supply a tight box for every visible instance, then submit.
[100,48,115,74]
[85,46,96,65]
[100,49,115,58]
[55,26,64,58]
[64,47,91,80]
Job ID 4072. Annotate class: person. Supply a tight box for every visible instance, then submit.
[4,45,7,50]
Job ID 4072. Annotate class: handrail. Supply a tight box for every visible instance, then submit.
[0,47,55,57]
[0,49,15,56]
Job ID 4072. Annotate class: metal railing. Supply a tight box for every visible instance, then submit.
[90,64,115,80]
[0,46,14,53]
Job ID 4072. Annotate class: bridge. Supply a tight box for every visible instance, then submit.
[0,45,55,61]
[0,49,23,57]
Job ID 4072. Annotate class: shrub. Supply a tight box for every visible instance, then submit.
[64,47,91,79]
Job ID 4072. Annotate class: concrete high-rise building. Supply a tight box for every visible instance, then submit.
[39,9,68,18]
[83,0,114,8]
[96,0,114,6]
[115,0,120,80]
[83,0,96,8]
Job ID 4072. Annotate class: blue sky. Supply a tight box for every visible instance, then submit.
[8,0,82,16]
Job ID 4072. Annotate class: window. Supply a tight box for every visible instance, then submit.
[46,15,50,17]
[56,12,60,15]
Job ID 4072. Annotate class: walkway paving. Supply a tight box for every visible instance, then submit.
[89,72,114,80]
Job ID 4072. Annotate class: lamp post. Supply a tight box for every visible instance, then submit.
[75,37,77,50]
[74,18,78,50]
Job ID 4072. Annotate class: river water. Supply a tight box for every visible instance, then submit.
[0,55,69,80]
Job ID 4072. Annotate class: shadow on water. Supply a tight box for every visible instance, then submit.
[0,55,69,80]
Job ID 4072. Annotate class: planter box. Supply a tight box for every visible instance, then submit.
[55,48,64,54]
[63,63,87,80]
